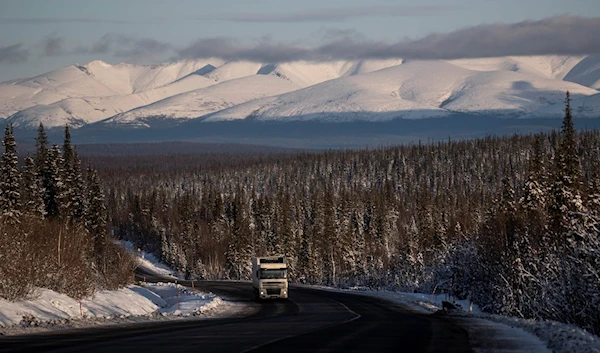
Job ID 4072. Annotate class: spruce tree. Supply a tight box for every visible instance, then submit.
[548,91,584,238]
[34,123,48,175]
[86,167,107,271]
[0,125,22,223]
[70,150,86,221]
[44,144,63,218]
[21,156,46,219]
[59,126,76,222]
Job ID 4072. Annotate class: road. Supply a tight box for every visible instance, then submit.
[0,269,471,353]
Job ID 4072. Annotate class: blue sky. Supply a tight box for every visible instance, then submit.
[1,0,600,81]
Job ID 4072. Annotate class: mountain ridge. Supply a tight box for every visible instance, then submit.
[2,55,599,130]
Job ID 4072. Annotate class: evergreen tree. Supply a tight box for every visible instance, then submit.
[34,123,48,175]
[21,156,46,219]
[60,125,74,222]
[70,150,86,222]
[44,144,63,218]
[86,167,107,272]
[548,92,584,239]
[0,125,22,223]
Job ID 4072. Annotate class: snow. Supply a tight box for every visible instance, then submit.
[563,55,600,89]
[204,61,263,83]
[0,283,225,330]
[207,60,597,122]
[299,285,600,353]
[0,241,231,334]
[1,55,599,128]
[523,92,600,119]
[120,241,178,279]
[447,56,585,81]
[101,74,301,126]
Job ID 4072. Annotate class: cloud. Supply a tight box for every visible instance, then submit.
[177,16,600,62]
[76,34,173,59]
[41,35,64,57]
[0,17,133,25]
[0,43,28,64]
[216,5,457,23]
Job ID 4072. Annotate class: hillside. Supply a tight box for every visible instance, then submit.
[206,60,598,122]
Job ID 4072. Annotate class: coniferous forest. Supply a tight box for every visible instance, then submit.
[1,93,599,336]
[0,125,135,301]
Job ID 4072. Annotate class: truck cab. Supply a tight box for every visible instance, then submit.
[252,256,288,300]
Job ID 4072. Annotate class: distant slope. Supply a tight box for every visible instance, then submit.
[0,65,122,119]
[523,92,600,119]
[100,74,301,127]
[446,56,585,80]
[563,55,600,89]
[79,59,223,94]
[7,74,216,128]
[2,55,600,129]
[204,61,264,82]
[207,60,597,122]
[262,59,404,88]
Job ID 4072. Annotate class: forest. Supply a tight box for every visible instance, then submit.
[0,125,134,301]
[0,92,598,336]
[96,93,599,335]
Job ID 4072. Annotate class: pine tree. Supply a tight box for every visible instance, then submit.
[21,156,46,219]
[60,125,75,222]
[70,150,86,222]
[44,145,63,218]
[86,167,107,272]
[34,123,48,175]
[0,125,22,223]
[548,91,584,239]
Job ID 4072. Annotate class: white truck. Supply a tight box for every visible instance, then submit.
[251,256,288,300]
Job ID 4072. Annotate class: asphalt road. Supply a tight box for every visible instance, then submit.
[0,269,471,353]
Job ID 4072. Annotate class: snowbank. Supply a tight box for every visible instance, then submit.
[120,241,178,278]
[0,282,226,331]
[0,242,230,334]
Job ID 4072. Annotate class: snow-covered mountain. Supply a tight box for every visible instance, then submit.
[523,92,600,119]
[2,55,599,129]
[207,60,598,122]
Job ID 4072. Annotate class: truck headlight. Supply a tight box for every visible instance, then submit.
[260,291,264,295]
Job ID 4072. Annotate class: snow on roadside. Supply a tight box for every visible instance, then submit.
[0,282,227,333]
[0,242,230,335]
[120,241,178,279]
[297,285,600,353]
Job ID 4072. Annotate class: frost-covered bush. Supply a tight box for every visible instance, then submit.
[0,217,135,300]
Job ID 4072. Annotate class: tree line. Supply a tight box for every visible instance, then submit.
[0,124,134,300]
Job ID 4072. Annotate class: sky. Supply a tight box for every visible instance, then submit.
[1,0,600,82]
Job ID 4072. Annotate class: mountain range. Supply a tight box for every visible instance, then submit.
[1,55,599,130]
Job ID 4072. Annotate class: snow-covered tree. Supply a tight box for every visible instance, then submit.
[44,144,64,218]
[0,125,22,223]
[86,167,107,270]
[21,156,46,219]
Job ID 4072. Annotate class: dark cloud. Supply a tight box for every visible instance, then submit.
[76,34,173,59]
[217,5,457,23]
[41,36,64,57]
[0,43,28,64]
[177,16,600,62]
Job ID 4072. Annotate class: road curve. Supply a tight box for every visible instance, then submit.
[0,270,471,353]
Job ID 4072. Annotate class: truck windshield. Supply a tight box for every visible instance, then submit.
[260,269,287,279]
